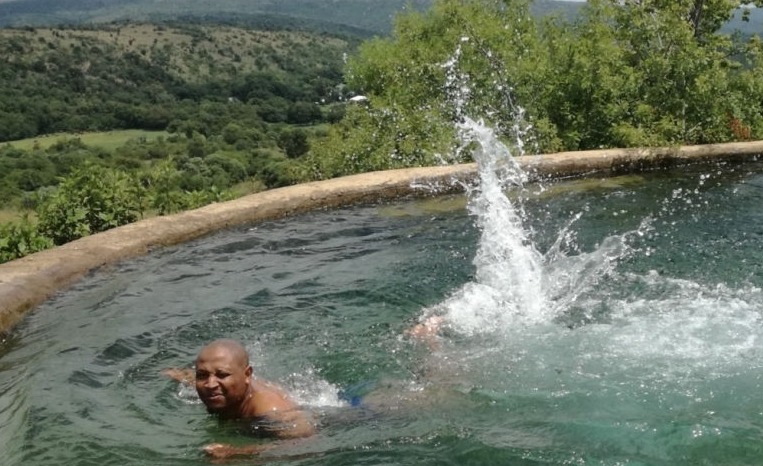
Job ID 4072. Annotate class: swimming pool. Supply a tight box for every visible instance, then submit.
[3,142,763,464]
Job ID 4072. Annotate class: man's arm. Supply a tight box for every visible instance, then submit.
[267,407,316,439]
[202,412,314,461]
[203,442,269,459]
[161,368,194,384]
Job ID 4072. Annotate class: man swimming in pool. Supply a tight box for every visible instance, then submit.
[163,339,315,459]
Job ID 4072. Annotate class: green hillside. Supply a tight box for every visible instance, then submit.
[0,21,357,243]
[0,22,355,141]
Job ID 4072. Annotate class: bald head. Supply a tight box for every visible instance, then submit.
[196,339,250,368]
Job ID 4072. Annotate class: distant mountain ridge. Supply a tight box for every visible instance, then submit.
[0,0,758,37]
[0,0,581,33]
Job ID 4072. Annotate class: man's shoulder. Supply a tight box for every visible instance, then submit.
[244,379,316,438]
[250,379,299,413]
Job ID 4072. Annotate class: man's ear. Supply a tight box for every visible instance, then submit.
[245,365,253,378]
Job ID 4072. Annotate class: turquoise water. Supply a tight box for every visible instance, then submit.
[3,161,763,465]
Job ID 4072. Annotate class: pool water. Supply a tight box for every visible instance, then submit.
[3,155,763,465]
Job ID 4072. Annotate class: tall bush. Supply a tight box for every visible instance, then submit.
[0,216,53,263]
[37,163,143,245]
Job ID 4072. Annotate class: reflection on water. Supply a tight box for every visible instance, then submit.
[2,158,763,464]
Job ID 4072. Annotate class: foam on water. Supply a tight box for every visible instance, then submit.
[602,275,763,373]
[282,366,346,408]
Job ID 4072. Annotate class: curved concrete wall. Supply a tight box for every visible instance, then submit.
[1,140,763,333]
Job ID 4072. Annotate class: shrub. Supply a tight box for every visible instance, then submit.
[277,128,309,159]
[0,216,53,263]
[37,163,143,245]
[249,148,302,188]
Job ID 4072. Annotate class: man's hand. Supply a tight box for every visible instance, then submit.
[203,443,264,459]
[161,368,195,384]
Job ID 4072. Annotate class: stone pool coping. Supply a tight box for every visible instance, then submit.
[1,140,763,334]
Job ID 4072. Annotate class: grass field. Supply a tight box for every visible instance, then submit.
[6,130,169,152]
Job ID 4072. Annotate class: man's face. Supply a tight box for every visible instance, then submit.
[195,346,252,416]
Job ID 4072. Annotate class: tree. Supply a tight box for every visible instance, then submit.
[286,102,323,124]
[222,122,247,145]
[278,128,309,158]
[613,0,763,40]
[309,0,763,172]
[248,148,304,188]
[584,0,763,144]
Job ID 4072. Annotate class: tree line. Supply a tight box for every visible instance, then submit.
[307,0,763,178]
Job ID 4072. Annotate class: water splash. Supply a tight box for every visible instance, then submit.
[423,41,649,335]
[426,116,645,335]
[282,366,346,408]
[449,117,546,329]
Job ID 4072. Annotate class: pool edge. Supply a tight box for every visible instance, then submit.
[1,141,762,334]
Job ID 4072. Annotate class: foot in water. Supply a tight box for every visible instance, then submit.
[405,315,446,351]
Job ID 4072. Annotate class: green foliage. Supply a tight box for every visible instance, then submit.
[0,216,53,262]
[206,151,249,182]
[37,163,142,245]
[312,0,763,172]
[140,159,186,215]
[0,1,432,35]
[567,0,763,146]
[278,128,309,158]
[139,159,235,215]
[324,104,346,123]
[249,148,305,188]
[0,23,353,143]
[625,0,763,41]
[0,21,347,262]
[221,123,248,145]
[307,103,455,179]
[7,1,763,262]
[286,102,323,124]
[310,0,542,174]
[180,186,236,210]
